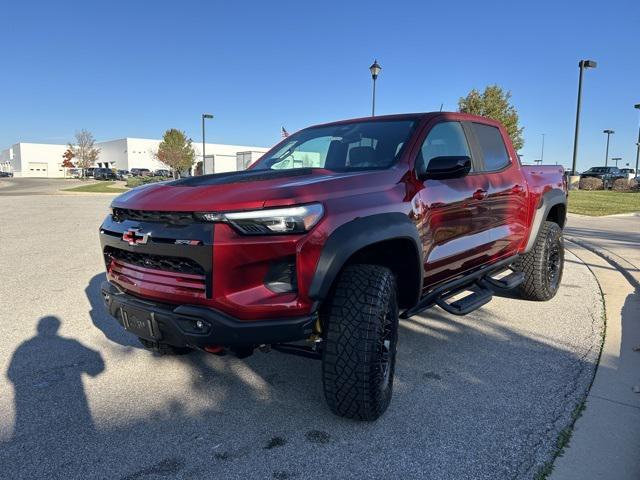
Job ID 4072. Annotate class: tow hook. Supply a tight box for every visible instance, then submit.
[204,345,224,354]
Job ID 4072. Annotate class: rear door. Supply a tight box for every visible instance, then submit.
[465,121,528,259]
[414,120,493,288]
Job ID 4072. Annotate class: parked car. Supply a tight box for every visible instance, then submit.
[67,168,81,178]
[619,168,636,180]
[579,166,626,189]
[130,168,151,177]
[116,170,130,180]
[84,167,96,178]
[154,169,172,178]
[94,168,117,180]
[0,171,13,177]
[98,112,567,420]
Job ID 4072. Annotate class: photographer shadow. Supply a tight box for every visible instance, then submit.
[6,316,105,447]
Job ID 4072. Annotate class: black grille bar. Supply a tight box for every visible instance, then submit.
[104,246,205,276]
[112,208,196,225]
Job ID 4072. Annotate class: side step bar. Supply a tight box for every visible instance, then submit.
[436,286,493,316]
[401,255,521,319]
[479,271,525,292]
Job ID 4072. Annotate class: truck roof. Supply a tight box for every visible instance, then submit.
[307,112,497,129]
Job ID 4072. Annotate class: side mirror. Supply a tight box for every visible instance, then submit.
[420,156,471,180]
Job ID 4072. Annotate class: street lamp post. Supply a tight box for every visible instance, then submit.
[369,60,382,117]
[603,129,614,166]
[634,104,640,175]
[540,133,546,163]
[570,60,597,182]
[201,113,214,175]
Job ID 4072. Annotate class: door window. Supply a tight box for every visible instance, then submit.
[417,122,471,174]
[471,123,510,171]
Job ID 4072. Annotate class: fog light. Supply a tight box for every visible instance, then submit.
[196,320,204,329]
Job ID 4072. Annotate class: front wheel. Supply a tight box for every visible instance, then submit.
[321,264,399,421]
[514,221,564,301]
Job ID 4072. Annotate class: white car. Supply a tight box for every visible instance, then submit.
[620,168,636,180]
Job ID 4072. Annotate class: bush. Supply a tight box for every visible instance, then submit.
[612,178,631,191]
[629,178,639,191]
[579,177,604,191]
[126,176,166,188]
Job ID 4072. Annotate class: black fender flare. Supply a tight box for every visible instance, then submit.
[524,188,567,253]
[308,213,423,304]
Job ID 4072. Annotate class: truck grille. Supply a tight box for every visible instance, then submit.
[104,247,205,276]
[112,208,195,225]
[104,247,208,300]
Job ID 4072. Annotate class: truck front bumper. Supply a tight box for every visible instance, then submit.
[101,281,316,348]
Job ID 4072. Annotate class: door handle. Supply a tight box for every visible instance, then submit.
[512,184,524,194]
[472,189,487,200]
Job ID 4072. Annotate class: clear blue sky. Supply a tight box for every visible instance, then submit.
[1,0,638,171]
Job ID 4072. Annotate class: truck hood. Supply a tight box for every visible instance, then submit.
[111,168,401,212]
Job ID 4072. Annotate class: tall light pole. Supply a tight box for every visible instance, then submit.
[611,157,622,167]
[540,133,546,163]
[202,113,213,175]
[369,59,382,117]
[603,129,614,166]
[634,104,640,175]
[571,60,597,178]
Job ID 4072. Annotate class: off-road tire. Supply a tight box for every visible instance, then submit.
[514,221,564,301]
[138,338,192,355]
[321,264,399,421]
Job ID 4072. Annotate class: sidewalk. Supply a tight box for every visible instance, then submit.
[551,214,640,480]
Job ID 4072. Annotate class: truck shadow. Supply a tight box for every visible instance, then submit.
[2,301,603,480]
[85,273,142,349]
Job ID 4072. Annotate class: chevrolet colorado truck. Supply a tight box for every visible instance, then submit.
[99,112,567,420]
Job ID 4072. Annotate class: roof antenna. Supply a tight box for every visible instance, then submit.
[439,103,444,112]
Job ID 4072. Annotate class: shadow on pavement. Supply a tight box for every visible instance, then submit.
[1,293,603,479]
[86,273,142,349]
[5,316,105,455]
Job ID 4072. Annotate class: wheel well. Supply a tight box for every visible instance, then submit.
[546,203,566,228]
[345,238,421,308]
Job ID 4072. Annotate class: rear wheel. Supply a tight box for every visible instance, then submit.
[514,221,564,301]
[321,264,399,420]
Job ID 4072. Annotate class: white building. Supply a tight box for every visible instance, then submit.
[0,138,269,177]
[0,143,69,177]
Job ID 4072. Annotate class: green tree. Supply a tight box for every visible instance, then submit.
[458,85,524,151]
[156,129,195,178]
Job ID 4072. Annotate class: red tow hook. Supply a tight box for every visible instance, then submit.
[204,345,224,354]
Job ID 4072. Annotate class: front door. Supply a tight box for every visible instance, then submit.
[414,120,493,289]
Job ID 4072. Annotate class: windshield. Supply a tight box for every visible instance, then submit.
[253,120,416,171]
[587,167,614,173]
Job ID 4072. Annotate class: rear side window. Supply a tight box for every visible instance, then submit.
[418,122,471,173]
[471,123,510,171]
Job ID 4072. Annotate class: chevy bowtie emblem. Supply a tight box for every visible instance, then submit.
[122,228,150,246]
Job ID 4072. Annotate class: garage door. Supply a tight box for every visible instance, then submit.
[28,163,48,177]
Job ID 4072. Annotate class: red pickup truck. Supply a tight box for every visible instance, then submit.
[99,112,567,420]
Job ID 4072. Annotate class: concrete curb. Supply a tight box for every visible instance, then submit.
[551,237,640,480]
[58,190,124,195]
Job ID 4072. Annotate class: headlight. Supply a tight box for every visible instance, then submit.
[196,204,324,235]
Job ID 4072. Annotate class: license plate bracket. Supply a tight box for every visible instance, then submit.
[121,305,160,340]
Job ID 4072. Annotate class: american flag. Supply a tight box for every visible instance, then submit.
[281,126,289,138]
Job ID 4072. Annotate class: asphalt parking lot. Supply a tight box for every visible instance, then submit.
[0,177,84,195]
[0,191,604,480]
